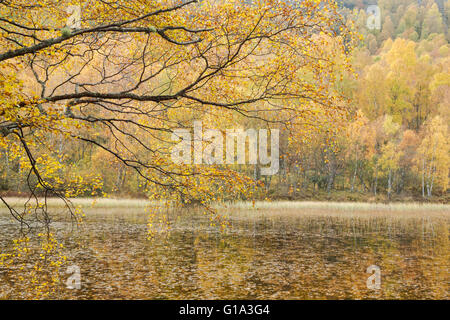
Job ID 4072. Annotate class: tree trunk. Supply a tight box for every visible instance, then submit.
[427,144,437,198]
[427,165,435,198]
[3,149,9,190]
[327,155,336,194]
[387,168,392,200]
[374,164,378,196]
[253,164,260,181]
[292,165,299,197]
[422,158,425,198]
[351,151,358,193]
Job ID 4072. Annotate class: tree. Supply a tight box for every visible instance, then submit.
[397,129,419,194]
[378,115,401,200]
[357,63,389,120]
[396,4,420,37]
[379,15,395,42]
[421,3,445,39]
[366,34,378,55]
[345,110,376,193]
[415,116,449,198]
[0,0,356,226]
[429,67,450,124]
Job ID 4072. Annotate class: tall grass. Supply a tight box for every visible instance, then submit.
[1,197,449,213]
[0,197,153,209]
[223,201,450,212]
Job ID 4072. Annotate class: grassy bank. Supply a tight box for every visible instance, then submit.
[267,189,449,204]
[0,197,150,209]
[1,197,449,212]
[224,201,450,212]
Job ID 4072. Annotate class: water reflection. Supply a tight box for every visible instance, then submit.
[0,208,448,299]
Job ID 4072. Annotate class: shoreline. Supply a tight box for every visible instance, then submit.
[0,197,449,212]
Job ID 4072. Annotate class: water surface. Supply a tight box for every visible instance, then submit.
[0,206,448,299]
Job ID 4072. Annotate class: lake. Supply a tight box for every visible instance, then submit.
[0,202,448,299]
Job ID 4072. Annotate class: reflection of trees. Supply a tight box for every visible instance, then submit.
[8,212,446,299]
[193,233,256,299]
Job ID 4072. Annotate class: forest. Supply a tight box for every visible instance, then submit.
[0,0,448,207]
[0,0,449,302]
